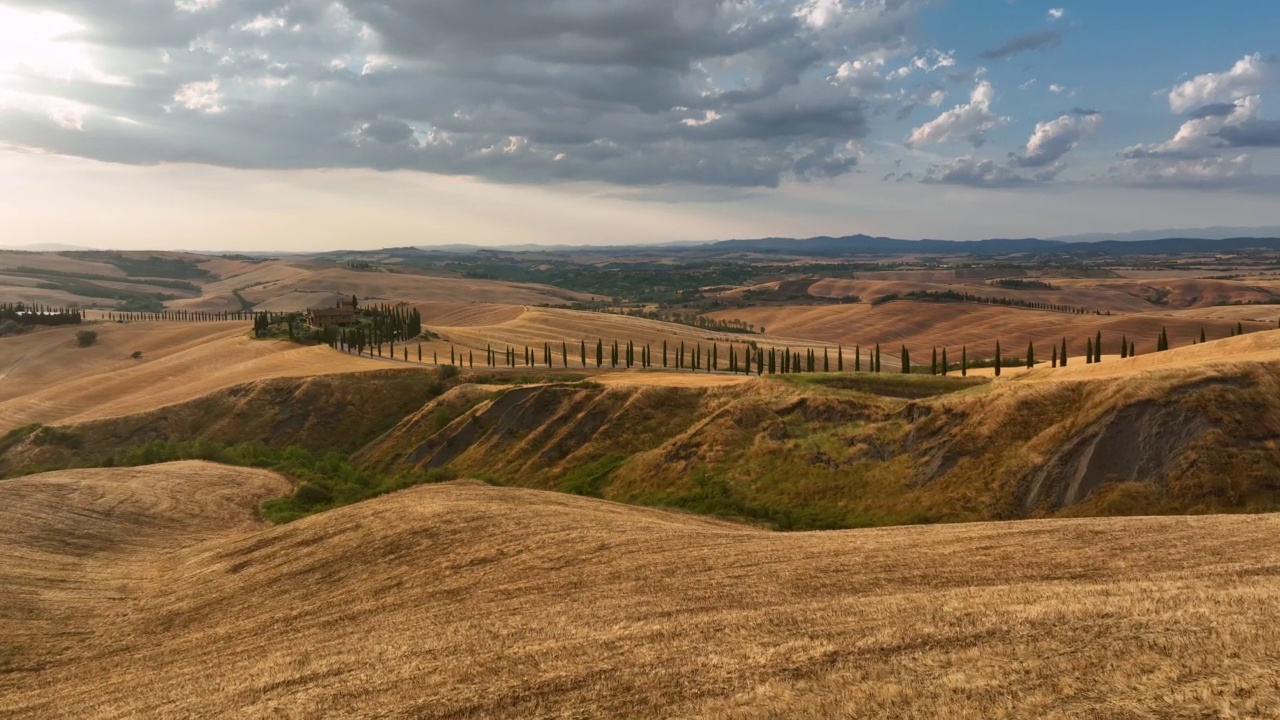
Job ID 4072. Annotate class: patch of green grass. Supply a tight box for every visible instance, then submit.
[776,372,987,399]
[639,467,865,531]
[95,439,458,523]
[0,424,42,456]
[464,371,590,385]
[557,455,625,498]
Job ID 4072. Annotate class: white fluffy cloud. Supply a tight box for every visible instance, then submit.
[906,80,1008,147]
[1048,8,1065,20]
[1116,55,1280,190]
[922,156,1025,187]
[1168,54,1275,114]
[1126,96,1259,160]
[1016,111,1101,168]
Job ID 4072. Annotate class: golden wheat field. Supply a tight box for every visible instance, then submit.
[0,322,388,432]
[1,462,1278,719]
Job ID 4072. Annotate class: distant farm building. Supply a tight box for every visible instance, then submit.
[307,303,358,329]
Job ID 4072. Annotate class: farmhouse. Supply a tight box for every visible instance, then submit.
[307,303,358,329]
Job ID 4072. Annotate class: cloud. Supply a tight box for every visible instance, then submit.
[922,156,1026,187]
[905,81,1008,147]
[1109,154,1261,189]
[1168,53,1275,113]
[1048,83,1066,94]
[1214,119,1280,147]
[0,0,943,189]
[1048,8,1065,20]
[1014,112,1101,167]
[1124,95,1260,160]
[172,80,225,114]
[979,29,1064,60]
[1188,102,1241,119]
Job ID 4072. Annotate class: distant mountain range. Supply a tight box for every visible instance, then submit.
[709,234,1280,256]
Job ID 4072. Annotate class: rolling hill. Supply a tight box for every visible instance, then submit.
[2,463,1277,718]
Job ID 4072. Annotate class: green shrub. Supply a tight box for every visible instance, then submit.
[75,330,97,347]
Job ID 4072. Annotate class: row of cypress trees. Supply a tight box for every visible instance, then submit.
[0,302,83,326]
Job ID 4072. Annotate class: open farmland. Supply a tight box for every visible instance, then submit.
[2,464,1278,719]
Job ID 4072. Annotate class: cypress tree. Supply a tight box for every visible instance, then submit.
[931,347,938,376]
[962,346,968,377]
[768,348,776,375]
[1027,341,1034,368]
[581,340,587,367]
[757,348,764,375]
[837,346,844,372]
[1086,338,1093,364]
[1060,337,1068,367]
[712,344,718,371]
[1238,321,1245,336]
[597,339,603,368]
[1130,340,1135,356]
[855,345,861,372]
[901,346,910,374]
[874,344,881,373]
[1052,345,1058,368]
[1121,335,1128,359]
[663,340,668,368]
[994,340,1002,377]
[941,348,948,375]
[824,348,830,372]
[418,344,422,362]
[1200,327,1206,344]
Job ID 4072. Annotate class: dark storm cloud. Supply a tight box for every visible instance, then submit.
[978,29,1064,60]
[0,0,942,188]
[1189,102,1242,120]
[1214,119,1280,147]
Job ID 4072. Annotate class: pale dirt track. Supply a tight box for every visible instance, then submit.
[2,463,1279,719]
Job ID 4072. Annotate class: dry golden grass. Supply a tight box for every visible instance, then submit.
[0,321,388,431]
[705,301,1263,359]
[0,252,126,277]
[1018,329,1280,382]
[2,463,1278,719]
[593,369,758,387]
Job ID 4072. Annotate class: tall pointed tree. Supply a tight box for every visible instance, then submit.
[1026,341,1034,369]
[1060,337,1068,367]
[901,346,910,374]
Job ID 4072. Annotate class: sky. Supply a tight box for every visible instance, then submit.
[0,0,1278,250]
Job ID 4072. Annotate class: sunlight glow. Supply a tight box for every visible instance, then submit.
[0,7,118,85]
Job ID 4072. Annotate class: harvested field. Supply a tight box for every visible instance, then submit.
[2,464,1278,718]
[0,321,388,431]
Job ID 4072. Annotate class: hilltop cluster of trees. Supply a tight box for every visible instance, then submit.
[990,279,1057,291]
[872,290,1094,315]
[620,309,760,334]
